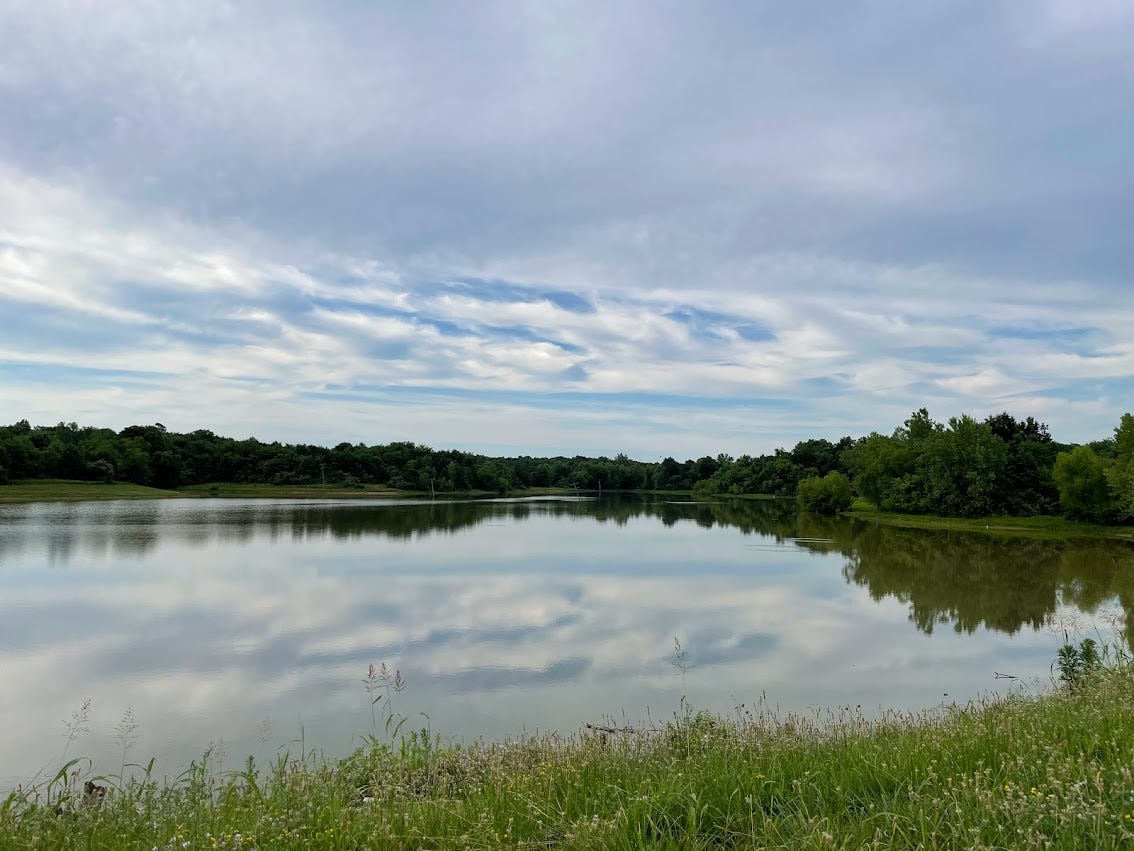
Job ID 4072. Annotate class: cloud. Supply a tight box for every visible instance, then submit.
[1,2,1133,454]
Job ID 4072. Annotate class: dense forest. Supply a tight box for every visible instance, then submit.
[0,419,720,493]
[0,419,860,496]
[0,410,1131,522]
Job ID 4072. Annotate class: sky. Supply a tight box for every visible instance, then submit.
[2,1,1133,459]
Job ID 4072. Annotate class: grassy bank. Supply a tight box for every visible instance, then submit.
[847,501,1134,542]
[6,669,1134,850]
[0,481,588,504]
[177,482,409,499]
[0,481,184,503]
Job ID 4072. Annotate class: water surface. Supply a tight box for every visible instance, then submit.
[3,495,1132,788]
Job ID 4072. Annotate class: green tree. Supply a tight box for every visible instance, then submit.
[87,459,115,483]
[842,433,916,510]
[920,415,1008,518]
[985,412,1061,516]
[1053,445,1113,523]
[1105,413,1134,521]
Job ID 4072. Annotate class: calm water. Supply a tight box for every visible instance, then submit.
[3,495,1133,788]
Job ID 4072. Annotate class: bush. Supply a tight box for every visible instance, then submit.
[797,471,853,514]
[1057,637,1101,689]
[1053,445,1113,523]
[86,459,115,483]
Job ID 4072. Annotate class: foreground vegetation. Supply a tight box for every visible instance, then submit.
[6,663,1134,850]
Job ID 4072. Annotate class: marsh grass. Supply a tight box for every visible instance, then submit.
[6,662,1134,850]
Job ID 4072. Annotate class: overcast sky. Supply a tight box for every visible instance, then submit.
[2,1,1132,458]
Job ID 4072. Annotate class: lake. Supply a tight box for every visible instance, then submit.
[3,494,1132,789]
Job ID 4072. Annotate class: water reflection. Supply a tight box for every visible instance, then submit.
[0,496,799,559]
[2,495,1132,789]
[790,515,1134,642]
[4,495,1132,641]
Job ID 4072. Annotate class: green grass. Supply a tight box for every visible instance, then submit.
[847,501,1134,542]
[7,669,1134,849]
[176,482,409,499]
[0,480,587,504]
[0,480,183,503]
[174,483,581,499]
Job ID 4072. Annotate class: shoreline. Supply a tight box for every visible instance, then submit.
[5,667,1132,848]
[5,481,1131,543]
[0,480,587,504]
[846,504,1134,542]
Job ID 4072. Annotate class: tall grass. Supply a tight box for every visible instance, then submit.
[5,661,1134,849]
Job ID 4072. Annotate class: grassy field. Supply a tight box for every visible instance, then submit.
[5,665,1134,850]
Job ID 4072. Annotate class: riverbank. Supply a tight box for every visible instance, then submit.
[0,480,583,504]
[0,481,186,503]
[5,667,1134,849]
[0,480,787,505]
[847,502,1134,542]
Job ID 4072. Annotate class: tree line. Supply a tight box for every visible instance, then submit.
[0,411,1131,522]
[0,420,710,493]
[839,408,1134,523]
[688,408,1133,523]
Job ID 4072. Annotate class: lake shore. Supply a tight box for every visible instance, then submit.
[847,503,1134,542]
[6,481,1134,543]
[0,480,581,504]
[6,666,1134,849]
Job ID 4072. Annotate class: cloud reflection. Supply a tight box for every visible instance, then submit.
[2,496,1131,788]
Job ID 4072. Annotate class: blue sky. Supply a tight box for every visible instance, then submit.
[2,1,1133,457]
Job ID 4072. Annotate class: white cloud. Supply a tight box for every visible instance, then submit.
[0,2,1133,452]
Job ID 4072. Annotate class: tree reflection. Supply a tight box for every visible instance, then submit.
[5,495,1134,648]
[838,522,1134,645]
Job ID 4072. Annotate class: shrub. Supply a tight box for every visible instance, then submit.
[1053,445,1114,523]
[1057,637,1101,689]
[797,471,853,514]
